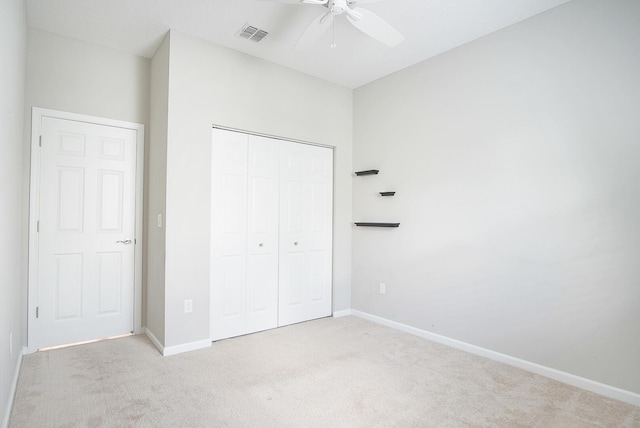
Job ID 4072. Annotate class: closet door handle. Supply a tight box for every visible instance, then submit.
[294,241,298,246]
[258,243,264,247]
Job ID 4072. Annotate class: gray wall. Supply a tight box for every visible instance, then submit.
[146,34,170,345]
[0,0,27,424]
[25,29,150,125]
[352,0,640,393]
[156,31,353,348]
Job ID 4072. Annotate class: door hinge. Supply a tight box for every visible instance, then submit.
[36,307,39,318]
[39,135,42,147]
[37,220,40,232]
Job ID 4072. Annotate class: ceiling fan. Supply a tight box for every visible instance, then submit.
[262,0,404,50]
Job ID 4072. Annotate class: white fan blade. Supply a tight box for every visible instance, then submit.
[346,7,404,47]
[295,12,334,51]
[255,0,327,3]
[255,0,307,3]
[348,0,381,5]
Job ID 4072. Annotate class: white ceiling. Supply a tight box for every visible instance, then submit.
[25,0,570,88]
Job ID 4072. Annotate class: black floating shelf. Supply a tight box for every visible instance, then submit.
[355,170,379,176]
[354,222,400,228]
[379,192,396,196]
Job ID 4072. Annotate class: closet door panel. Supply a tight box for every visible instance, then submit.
[303,144,333,320]
[246,135,279,334]
[309,250,330,302]
[211,129,248,341]
[219,256,244,315]
[279,141,333,326]
[283,252,305,306]
[279,144,310,325]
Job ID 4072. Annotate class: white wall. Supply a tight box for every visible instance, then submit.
[0,0,27,425]
[24,28,151,344]
[161,31,352,348]
[146,34,170,345]
[353,0,640,394]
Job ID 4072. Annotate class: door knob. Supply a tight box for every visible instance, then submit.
[259,243,264,247]
[294,241,298,246]
[116,240,132,244]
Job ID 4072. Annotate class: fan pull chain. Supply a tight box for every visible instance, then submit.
[331,19,337,48]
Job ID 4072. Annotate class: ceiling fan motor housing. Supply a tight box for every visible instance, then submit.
[331,0,347,15]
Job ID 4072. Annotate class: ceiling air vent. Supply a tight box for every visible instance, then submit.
[237,24,269,42]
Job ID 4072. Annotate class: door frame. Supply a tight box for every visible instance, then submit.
[27,107,145,353]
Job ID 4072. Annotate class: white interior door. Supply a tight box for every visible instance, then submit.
[211,129,249,341]
[246,135,279,334]
[278,141,333,326]
[211,130,280,340]
[37,116,137,348]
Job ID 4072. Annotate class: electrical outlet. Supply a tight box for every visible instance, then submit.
[9,330,13,355]
[379,283,386,295]
[184,299,193,313]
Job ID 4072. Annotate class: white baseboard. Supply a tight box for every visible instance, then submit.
[145,328,211,356]
[144,328,164,355]
[163,339,211,357]
[350,310,640,407]
[332,309,352,318]
[2,349,23,428]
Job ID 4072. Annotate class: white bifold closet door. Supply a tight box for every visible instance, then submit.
[211,131,280,341]
[278,141,333,326]
[211,129,332,341]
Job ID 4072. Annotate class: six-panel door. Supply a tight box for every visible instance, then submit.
[38,117,137,348]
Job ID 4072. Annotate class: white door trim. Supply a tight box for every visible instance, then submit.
[27,107,145,353]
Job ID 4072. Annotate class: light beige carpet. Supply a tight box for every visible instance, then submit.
[9,316,640,427]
